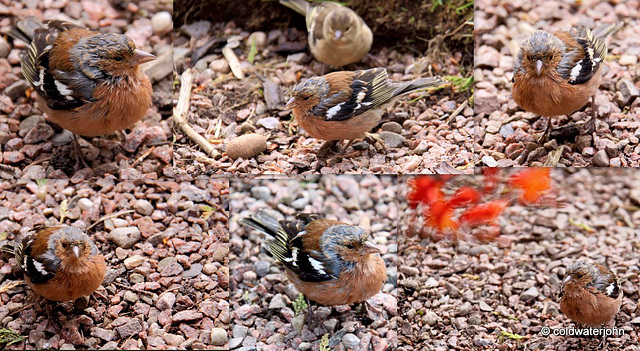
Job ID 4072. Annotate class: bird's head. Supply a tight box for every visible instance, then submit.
[518,30,564,78]
[285,77,328,111]
[321,224,381,267]
[72,33,155,80]
[325,7,359,43]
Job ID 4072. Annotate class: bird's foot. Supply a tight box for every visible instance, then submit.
[317,140,340,159]
[364,132,387,153]
[72,134,90,170]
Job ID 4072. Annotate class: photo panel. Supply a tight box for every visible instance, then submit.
[172,1,474,175]
[0,1,174,179]
[397,169,639,349]
[474,0,640,167]
[0,178,229,349]
[229,175,397,349]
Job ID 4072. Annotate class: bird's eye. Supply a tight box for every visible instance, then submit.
[113,55,124,62]
[346,244,355,250]
[304,96,310,100]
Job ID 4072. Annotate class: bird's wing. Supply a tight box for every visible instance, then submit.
[17,227,65,284]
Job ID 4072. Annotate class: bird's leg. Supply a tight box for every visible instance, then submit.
[537,117,552,144]
[305,297,318,327]
[584,96,597,135]
[44,302,62,332]
[72,134,90,169]
[317,140,340,158]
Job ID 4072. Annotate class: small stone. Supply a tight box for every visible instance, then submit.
[456,302,473,316]
[592,149,609,167]
[90,327,117,341]
[269,294,287,309]
[0,37,9,58]
[256,117,280,130]
[151,11,172,34]
[182,263,203,278]
[381,122,403,134]
[173,310,203,322]
[424,310,438,326]
[520,287,539,301]
[481,155,498,167]
[157,292,176,310]
[291,314,305,332]
[24,123,54,144]
[210,328,228,346]
[619,55,638,66]
[379,131,405,148]
[77,198,94,211]
[210,59,230,74]
[342,333,360,349]
[233,325,249,339]
[115,319,143,338]
[226,134,267,159]
[123,255,145,269]
[254,261,270,277]
[134,199,154,215]
[123,291,138,304]
[247,31,267,50]
[107,227,141,249]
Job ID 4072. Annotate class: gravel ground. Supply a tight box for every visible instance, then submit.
[474,0,640,167]
[172,19,474,176]
[228,176,398,350]
[0,0,173,180]
[397,169,640,350]
[0,178,229,350]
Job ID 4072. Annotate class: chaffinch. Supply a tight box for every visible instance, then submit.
[7,17,155,138]
[2,226,107,302]
[285,67,444,156]
[279,0,372,67]
[240,210,387,312]
[559,260,623,327]
[512,23,623,142]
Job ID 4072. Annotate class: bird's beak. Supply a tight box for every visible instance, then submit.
[563,275,572,284]
[285,97,297,110]
[535,60,543,76]
[72,246,81,258]
[361,241,381,255]
[334,30,342,40]
[132,49,156,66]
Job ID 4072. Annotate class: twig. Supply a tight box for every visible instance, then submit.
[131,146,155,167]
[446,99,469,125]
[173,69,219,158]
[222,45,244,79]
[85,210,135,231]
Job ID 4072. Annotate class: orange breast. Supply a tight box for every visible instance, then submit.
[285,254,386,306]
[512,70,601,117]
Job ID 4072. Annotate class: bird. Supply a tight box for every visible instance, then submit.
[559,260,623,328]
[512,22,623,142]
[240,210,387,321]
[279,0,372,67]
[285,67,444,156]
[7,17,156,164]
[1,226,107,302]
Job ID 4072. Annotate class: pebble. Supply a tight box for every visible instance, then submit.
[226,134,267,159]
[151,11,172,34]
[210,59,230,74]
[520,286,539,301]
[156,292,176,311]
[77,198,94,211]
[379,131,405,148]
[481,155,498,167]
[256,117,280,130]
[592,149,609,167]
[107,227,141,249]
[268,294,287,309]
[173,310,203,322]
[381,122,403,134]
[182,263,203,278]
[0,37,9,58]
[134,199,154,215]
[342,333,360,349]
[123,255,145,269]
[210,328,228,346]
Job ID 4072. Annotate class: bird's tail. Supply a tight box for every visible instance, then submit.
[279,0,310,16]
[6,16,43,44]
[0,243,15,256]
[239,210,282,239]
[393,76,445,97]
[592,22,623,40]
